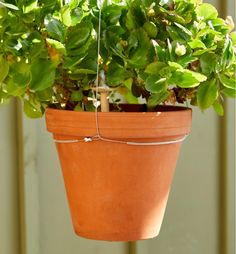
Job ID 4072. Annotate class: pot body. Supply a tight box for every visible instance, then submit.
[45,106,192,241]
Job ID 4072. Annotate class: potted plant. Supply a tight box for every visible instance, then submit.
[0,0,235,241]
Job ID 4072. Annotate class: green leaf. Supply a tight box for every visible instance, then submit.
[0,56,9,83]
[36,88,54,101]
[219,74,236,90]
[147,91,169,107]
[159,66,174,78]
[123,78,133,90]
[143,21,158,38]
[66,21,92,50]
[125,1,146,29]
[195,3,218,20]
[70,7,84,26]
[174,22,192,36]
[166,26,182,41]
[145,62,166,74]
[192,46,217,56]
[37,0,57,8]
[169,69,207,88]
[168,61,183,69]
[197,80,218,110]
[167,13,187,25]
[64,55,87,68]
[211,18,229,32]
[177,56,198,68]
[125,9,136,30]
[231,31,236,46]
[23,99,43,118]
[23,0,38,13]
[126,32,138,53]
[77,59,97,73]
[123,89,139,104]
[0,1,19,10]
[152,42,167,62]
[21,12,36,23]
[145,75,166,93]
[10,61,32,85]
[220,35,234,69]
[12,71,31,86]
[71,90,83,101]
[67,0,82,9]
[106,62,131,86]
[187,70,207,82]
[73,68,96,74]
[29,59,56,91]
[3,78,26,96]
[61,5,72,26]
[44,15,65,42]
[74,104,84,111]
[169,71,199,88]
[0,87,11,104]
[131,81,142,97]
[103,4,123,25]
[222,88,236,98]
[0,6,8,20]
[46,38,66,54]
[166,26,190,41]
[28,32,46,59]
[213,100,224,116]
[188,39,206,49]
[127,28,151,68]
[200,53,217,74]
[197,28,220,38]
[104,25,126,58]
[123,81,143,103]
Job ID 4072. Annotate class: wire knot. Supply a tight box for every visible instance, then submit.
[84,137,93,142]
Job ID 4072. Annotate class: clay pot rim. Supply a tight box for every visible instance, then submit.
[46,104,192,116]
[45,105,192,139]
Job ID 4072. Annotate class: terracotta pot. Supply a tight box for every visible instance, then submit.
[45,105,192,241]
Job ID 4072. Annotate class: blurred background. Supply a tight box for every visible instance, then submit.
[0,0,235,254]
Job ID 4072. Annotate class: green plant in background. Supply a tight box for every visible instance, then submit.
[0,0,235,117]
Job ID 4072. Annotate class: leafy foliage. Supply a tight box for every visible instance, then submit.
[0,0,235,117]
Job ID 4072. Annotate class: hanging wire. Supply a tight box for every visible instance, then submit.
[93,0,103,141]
[54,135,189,145]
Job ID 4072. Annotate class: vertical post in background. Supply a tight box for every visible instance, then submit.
[218,1,228,254]
[16,100,41,254]
[128,242,136,254]
[218,101,228,254]
[16,100,27,254]
[220,2,236,254]
[0,101,21,254]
